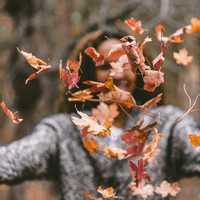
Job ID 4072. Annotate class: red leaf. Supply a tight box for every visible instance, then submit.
[85,47,104,66]
[125,18,144,34]
[0,101,23,124]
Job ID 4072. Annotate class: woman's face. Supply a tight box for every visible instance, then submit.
[96,38,136,92]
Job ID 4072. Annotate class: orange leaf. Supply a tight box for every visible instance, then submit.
[97,186,117,199]
[0,101,23,124]
[82,138,99,154]
[103,146,126,160]
[188,133,200,147]
[125,18,144,34]
[68,89,93,102]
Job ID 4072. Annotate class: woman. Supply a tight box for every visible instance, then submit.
[0,30,200,200]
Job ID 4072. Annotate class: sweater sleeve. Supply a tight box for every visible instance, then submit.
[0,113,70,184]
[148,105,200,181]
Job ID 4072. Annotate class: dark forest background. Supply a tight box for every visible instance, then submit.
[0,0,200,199]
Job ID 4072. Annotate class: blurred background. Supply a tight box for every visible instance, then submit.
[0,0,200,199]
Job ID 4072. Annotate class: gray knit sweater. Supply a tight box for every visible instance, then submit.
[0,105,200,200]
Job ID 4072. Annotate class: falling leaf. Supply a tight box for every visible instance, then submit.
[173,48,193,66]
[83,192,103,200]
[125,18,144,34]
[98,87,136,109]
[129,159,149,187]
[66,53,82,72]
[107,43,125,61]
[139,93,163,112]
[188,133,200,147]
[72,111,110,137]
[97,186,117,199]
[155,181,180,197]
[143,70,164,92]
[190,17,200,33]
[143,128,161,165]
[68,89,94,102]
[18,48,51,84]
[129,182,154,199]
[85,47,104,66]
[0,101,23,124]
[82,138,99,154]
[103,146,126,159]
[92,102,119,127]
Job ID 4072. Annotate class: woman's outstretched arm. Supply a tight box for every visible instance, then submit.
[0,114,69,185]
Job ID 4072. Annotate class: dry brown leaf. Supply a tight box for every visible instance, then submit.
[97,186,117,199]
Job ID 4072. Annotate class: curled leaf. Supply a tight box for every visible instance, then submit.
[0,101,23,124]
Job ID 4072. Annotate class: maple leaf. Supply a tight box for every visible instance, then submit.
[82,138,99,154]
[85,47,104,66]
[173,48,193,66]
[68,89,93,102]
[125,18,144,34]
[103,146,126,160]
[0,101,23,124]
[188,133,200,147]
[129,182,154,199]
[143,70,164,92]
[97,186,117,199]
[92,102,119,127]
[71,111,110,137]
[155,181,180,197]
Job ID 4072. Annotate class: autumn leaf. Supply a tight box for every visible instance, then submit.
[85,47,104,66]
[188,133,200,147]
[82,138,99,154]
[189,17,200,33]
[92,102,119,127]
[97,186,117,199]
[173,48,193,66]
[103,146,126,160]
[68,89,93,102]
[129,183,154,199]
[0,101,23,124]
[17,48,51,84]
[155,181,180,197]
[66,53,82,72]
[143,70,164,92]
[129,159,149,187]
[139,93,163,112]
[98,87,136,109]
[83,192,103,200]
[72,111,110,137]
[125,18,144,34]
[143,128,161,165]
[107,43,125,61]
